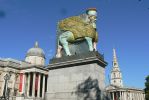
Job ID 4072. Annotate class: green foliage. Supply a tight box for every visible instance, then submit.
[145,75,149,100]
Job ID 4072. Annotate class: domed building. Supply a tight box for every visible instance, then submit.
[25,41,45,66]
[0,42,48,100]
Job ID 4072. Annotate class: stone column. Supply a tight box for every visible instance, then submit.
[127,92,129,100]
[139,93,140,100]
[22,73,26,95]
[130,92,132,100]
[141,93,143,100]
[112,92,114,100]
[131,92,133,100]
[137,93,139,100]
[135,92,137,100]
[132,92,134,100]
[122,91,124,100]
[123,91,125,100]
[126,92,129,100]
[124,91,126,100]
[11,73,16,96]
[121,91,123,100]
[42,75,45,99]
[142,93,145,100]
[143,93,145,100]
[37,73,41,98]
[24,74,27,96]
[129,92,131,100]
[32,73,36,97]
[27,73,30,97]
[136,93,138,100]
[23,73,26,94]
[126,92,128,100]
[133,92,135,100]
[120,91,122,100]
[134,92,136,100]
[137,93,138,100]
[139,93,141,100]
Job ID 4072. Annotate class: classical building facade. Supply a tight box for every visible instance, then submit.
[106,49,145,100]
[0,42,48,100]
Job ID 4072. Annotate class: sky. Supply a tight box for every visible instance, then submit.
[0,0,149,89]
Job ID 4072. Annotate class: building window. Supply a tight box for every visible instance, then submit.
[114,63,117,66]
[114,73,116,78]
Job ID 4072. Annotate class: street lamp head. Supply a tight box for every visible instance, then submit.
[9,71,13,76]
[4,71,13,80]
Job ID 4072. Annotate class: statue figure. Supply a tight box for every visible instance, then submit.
[56,8,98,58]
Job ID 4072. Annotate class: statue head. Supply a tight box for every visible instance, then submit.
[86,8,97,23]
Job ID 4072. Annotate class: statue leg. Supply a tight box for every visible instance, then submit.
[59,31,73,56]
[56,45,62,58]
[85,37,94,51]
[93,42,97,51]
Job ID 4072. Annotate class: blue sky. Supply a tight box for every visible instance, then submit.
[0,0,149,89]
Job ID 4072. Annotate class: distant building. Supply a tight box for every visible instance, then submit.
[106,49,145,100]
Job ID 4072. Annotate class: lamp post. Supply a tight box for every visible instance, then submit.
[0,71,12,100]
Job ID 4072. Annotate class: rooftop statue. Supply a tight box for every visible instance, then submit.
[56,8,98,58]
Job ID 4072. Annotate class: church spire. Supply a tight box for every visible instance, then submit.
[110,48,123,87]
[113,48,119,68]
[113,48,117,62]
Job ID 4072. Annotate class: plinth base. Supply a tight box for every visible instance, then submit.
[46,51,107,100]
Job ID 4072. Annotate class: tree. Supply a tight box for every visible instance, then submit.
[145,75,149,100]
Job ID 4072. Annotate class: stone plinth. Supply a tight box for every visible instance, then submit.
[46,51,107,100]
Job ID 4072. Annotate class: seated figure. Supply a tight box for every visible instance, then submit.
[56,8,98,58]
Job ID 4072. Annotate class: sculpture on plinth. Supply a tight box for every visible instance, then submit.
[46,8,108,100]
[56,8,98,58]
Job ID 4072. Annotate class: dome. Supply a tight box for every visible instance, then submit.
[26,42,45,58]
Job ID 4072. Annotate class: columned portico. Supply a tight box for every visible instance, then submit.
[107,89,145,100]
[22,71,47,99]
